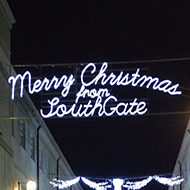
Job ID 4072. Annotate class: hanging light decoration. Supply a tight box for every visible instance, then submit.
[154,176,184,186]
[123,176,153,189]
[50,177,80,189]
[112,179,124,190]
[50,175,184,190]
[81,177,111,190]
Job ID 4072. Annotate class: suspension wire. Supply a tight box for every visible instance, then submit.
[56,171,175,181]
[3,56,190,68]
[0,110,190,120]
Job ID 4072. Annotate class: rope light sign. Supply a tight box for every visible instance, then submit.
[8,62,181,118]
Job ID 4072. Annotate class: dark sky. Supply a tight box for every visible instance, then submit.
[7,1,190,189]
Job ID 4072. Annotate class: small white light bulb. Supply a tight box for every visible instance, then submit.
[113,178,124,190]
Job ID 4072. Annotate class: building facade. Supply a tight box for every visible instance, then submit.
[168,118,190,190]
[0,0,82,190]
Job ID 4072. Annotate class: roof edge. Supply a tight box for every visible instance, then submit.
[0,0,16,28]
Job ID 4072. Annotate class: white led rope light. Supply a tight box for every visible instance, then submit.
[9,62,181,118]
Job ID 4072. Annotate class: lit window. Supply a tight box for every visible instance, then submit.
[30,136,35,160]
[26,180,36,190]
[20,120,25,149]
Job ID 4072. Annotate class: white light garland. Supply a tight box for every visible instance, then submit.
[50,177,80,189]
[81,177,110,190]
[154,176,184,186]
[50,175,184,190]
[123,176,153,189]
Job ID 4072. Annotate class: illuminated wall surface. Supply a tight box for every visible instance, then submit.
[0,1,82,190]
[168,118,190,190]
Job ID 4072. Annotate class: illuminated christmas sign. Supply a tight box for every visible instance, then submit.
[8,62,181,118]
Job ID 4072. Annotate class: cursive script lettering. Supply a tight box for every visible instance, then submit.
[81,62,181,95]
[40,96,148,118]
[8,62,182,118]
[8,71,75,100]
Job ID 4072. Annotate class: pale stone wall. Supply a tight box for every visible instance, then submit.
[0,141,12,190]
[0,0,15,60]
[0,7,10,59]
[168,119,190,190]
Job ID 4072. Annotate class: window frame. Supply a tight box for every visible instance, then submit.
[30,135,35,160]
[20,120,25,149]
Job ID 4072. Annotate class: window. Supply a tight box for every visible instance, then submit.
[12,125,14,136]
[39,148,43,170]
[52,165,56,178]
[46,158,50,178]
[20,120,25,149]
[30,136,35,160]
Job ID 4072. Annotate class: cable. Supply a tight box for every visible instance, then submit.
[3,57,190,68]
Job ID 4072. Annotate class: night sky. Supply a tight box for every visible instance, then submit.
[6,1,190,189]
